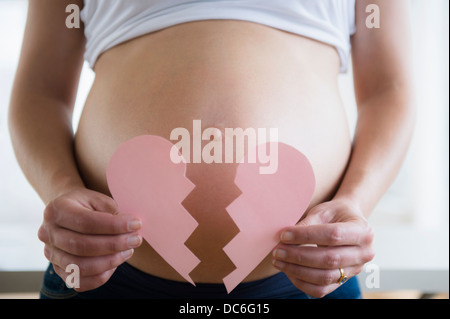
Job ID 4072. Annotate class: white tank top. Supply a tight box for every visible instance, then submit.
[81,0,356,72]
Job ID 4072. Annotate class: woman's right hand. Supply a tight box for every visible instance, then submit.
[38,188,143,292]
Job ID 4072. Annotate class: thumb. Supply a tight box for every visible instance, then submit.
[85,190,121,215]
[297,203,333,227]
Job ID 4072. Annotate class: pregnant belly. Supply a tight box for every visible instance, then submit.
[74,20,352,283]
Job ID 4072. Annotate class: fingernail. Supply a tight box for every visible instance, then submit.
[273,248,287,259]
[127,235,142,248]
[121,249,134,259]
[281,231,294,242]
[128,219,142,231]
[272,259,286,269]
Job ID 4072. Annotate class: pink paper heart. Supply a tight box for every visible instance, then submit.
[106,135,200,285]
[106,135,315,293]
[222,142,315,293]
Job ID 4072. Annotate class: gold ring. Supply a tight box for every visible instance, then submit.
[338,268,348,285]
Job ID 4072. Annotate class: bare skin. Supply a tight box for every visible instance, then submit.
[9,0,414,297]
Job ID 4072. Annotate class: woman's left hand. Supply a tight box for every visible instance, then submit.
[271,198,375,298]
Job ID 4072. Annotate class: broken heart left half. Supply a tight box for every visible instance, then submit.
[106,135,200,285]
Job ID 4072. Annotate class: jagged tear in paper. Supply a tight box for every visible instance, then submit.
[106,135,200,285]
[106,135,315,293]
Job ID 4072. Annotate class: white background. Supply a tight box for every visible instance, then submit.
[0,0,448,291]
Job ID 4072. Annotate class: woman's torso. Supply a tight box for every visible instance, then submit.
[74,20,352,283]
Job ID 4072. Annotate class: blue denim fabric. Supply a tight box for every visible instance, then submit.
[40,262,361,299]
[39,263,78,299]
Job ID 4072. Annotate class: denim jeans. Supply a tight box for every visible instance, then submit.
[40,262,362,299]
